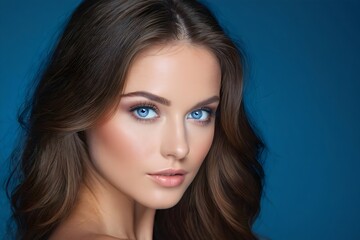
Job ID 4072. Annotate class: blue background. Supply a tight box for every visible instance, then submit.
[1,0,359,239]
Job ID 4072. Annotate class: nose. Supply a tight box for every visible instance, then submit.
[161,117,190,160]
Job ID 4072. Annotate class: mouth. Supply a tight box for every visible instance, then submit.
[147,169,187,187]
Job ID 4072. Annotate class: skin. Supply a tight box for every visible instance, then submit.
[50,42,221,240]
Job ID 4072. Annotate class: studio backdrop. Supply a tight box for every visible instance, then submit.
[1,0,359,239]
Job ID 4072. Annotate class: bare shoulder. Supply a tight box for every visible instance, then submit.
[49,210,132,240]
[50,231,129,240]
[84,234,131,240]
[90,235,133,240]
[49,222,127,240]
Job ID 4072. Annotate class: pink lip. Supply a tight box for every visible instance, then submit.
[147,169,187,187]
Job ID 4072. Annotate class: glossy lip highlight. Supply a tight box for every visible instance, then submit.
[147,169,187,187]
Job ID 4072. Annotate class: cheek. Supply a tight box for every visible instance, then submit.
[86,117,156,174]
[188,126,215,167]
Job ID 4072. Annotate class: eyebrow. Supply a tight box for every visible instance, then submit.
[191,96,219,109]
[121,91,219,108]
[121,91,171,105]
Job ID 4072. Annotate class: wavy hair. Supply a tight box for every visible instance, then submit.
[7,0,264,239]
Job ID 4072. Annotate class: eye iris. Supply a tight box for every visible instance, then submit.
[137,108,149,117]
[191,110,203,119]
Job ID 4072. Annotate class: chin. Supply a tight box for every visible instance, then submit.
[154,200,181,210]
[138,191,185,210]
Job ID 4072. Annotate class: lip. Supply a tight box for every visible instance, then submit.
[147,169,187,187]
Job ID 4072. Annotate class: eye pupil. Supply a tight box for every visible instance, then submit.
[191,110,202,119]
[137,108,149,117]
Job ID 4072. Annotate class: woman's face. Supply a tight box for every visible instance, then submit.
[86,43,221,209]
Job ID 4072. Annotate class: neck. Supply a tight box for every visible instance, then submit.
[134,204,156,240]
[73,172,156,240]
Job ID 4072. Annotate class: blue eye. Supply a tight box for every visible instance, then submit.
[187,109,212,122]
[131,106,158,120]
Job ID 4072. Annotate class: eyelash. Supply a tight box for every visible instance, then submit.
[129,102,159,123]
[188,107,214,125]
[128,102,216,125]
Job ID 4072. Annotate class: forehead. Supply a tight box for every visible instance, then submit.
[123,42,221,102]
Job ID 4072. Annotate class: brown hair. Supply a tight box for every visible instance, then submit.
[7,0,264,239]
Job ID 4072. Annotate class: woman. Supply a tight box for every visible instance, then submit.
[7,0,264,239]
